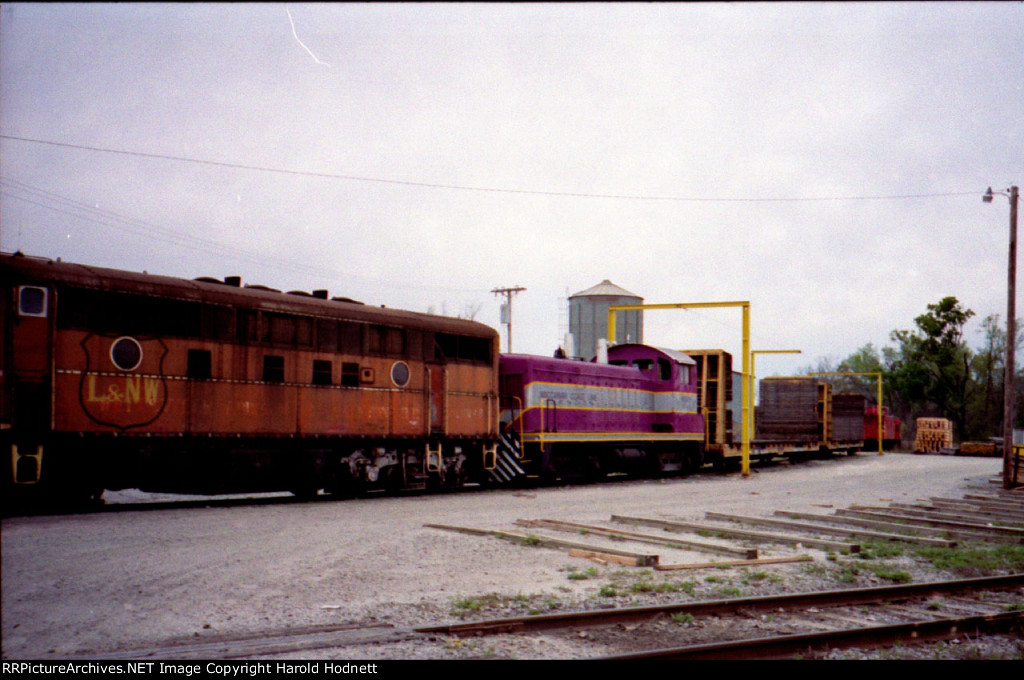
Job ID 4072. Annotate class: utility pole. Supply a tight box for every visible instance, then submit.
[984,185,1019,489]
[491,286,525,353]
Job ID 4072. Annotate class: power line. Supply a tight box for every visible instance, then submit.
[0,134,983,203]
[0,176,489,296]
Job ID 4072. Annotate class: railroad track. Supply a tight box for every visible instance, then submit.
[2,453,839,518]
[75,574,1024,660]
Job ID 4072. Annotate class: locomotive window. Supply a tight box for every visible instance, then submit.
[263,355,285,382]
[391,361,410,387]
[659,359,672,381]
[312,359,332,386]
[110,337,143,371]
[633,359,653,371]
[341,362,360,387]
[187,349,212,379]
[434,333,456,360]
[18,286,48,317]
[435,333,490,363]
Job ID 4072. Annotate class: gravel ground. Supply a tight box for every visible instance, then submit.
[2,452,1021,660]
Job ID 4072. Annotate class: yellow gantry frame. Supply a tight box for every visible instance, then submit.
[608,301,752,476]
[811,372,884,455]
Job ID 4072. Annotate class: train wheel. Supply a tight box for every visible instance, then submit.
[710,452,736,473]
[67,485,105,506]
[684,449,703,474]
[289,485,321,500]
[580,453,605,484]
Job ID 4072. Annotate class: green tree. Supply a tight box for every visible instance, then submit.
[889,297,975,439]
[969,315,1004,438]
[968,314,1024,437]
[834,343,885,398]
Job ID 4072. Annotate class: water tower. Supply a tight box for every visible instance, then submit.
[568,280,643,360]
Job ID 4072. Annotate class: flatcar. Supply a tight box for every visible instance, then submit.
[754,378,865,454]
[682,351,870,468]
[1,252,499,504]
[494,344,704,483]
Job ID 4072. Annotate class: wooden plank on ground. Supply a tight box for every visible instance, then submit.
[927,498,1024,517]
[569,549,653,566]
[424,523,659,566]
[516,518,757,559]
[963,493,1024,508]
[885,503,1018,524]
[610,514,860,553]
[841,507,1024,538]
[705,511,957,548]
[654,555,813,571]
[772,510,1002,543]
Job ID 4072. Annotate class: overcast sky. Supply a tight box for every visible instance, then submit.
[1,2,1021,376]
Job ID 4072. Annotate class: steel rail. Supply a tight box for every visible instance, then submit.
[73,574,1023,660]
[417,573,1024,637]
[596,610,1024,660]
[74,623,421,661]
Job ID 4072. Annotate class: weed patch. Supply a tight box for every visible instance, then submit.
[855,540,906,560]
[913,543,1024,577]
[566,566,599,581]
[450,592,548,618]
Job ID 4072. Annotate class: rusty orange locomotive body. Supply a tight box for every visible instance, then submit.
[2,252,499,502]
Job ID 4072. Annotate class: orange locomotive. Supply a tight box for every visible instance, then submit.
[2,252,499,504]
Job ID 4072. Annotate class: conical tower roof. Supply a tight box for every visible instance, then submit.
[570,279,641,299]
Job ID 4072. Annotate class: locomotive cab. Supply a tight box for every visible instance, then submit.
[5,280,54,487]
[3,259,105,505]
[496,344,704,484]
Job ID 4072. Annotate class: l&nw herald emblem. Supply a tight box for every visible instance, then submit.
[78,334,169,430]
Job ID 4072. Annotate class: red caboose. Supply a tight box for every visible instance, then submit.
[864,405,901,450]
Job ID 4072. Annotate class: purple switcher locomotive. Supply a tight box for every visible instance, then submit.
[494,344,703,483]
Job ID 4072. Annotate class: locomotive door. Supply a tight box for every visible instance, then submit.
[11,285,53,431]
[426,364,446,435]
[9,283,54,484]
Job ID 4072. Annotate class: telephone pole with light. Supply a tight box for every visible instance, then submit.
[492,286,526,353]
[984,185,1019,488]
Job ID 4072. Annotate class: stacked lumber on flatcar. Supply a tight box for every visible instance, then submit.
[832,393,868,442]
[756,378,819,441]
